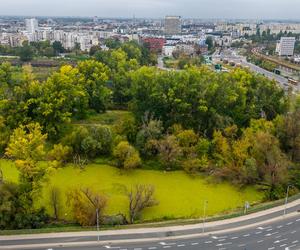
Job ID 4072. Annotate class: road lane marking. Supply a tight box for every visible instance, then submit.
[286,222,293,225]
[257,240,264,243]
[231,237,238,239]
[255,231,262,234]
[280,244,287,247]
[205,241,213,243]
[177,244,185,247]
[243,234,250,237]
[191,243,199,245]
[292,240,298,244]
[268,248,275,250]
[290,230,297,234]
[238,244,246,247]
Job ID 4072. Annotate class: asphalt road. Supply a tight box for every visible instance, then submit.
[19,215,300,250]
[213,49,299,93]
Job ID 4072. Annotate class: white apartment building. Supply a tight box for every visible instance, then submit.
[276,37,296,56]
[25,18,39,34]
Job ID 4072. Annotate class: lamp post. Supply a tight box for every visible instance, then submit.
[202,200,208,233]
[283,185,292,216]
[96,208,100,241]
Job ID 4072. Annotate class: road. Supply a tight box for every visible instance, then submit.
[1,200,300,250]
[212,49,299,93]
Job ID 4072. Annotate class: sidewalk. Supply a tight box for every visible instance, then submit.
[1,198,299,240]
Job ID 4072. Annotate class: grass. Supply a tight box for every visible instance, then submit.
[0,159,263,222]
[74,110,133,127]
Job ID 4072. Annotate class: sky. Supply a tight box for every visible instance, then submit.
[0,0,300,19]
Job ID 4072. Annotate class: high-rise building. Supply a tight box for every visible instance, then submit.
[276,37,296,56]
[25,18,39,34]
[164,16,181,36]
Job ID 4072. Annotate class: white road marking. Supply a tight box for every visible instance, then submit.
[159,242,175,246]
[243,234,250,237]
[238,244,246,247]
[205,241,213,244]
[216,242,232,247]
[266,228,273,231]
[257,240,264,243]
[292,240,299,244]
[275,235,283,239]
[286,222,293,225]
[274,239,288,244]
[231,236,239,239]
[291,230,297,234]
[268,247,275,250]
[277,225,283,229]
[163,246,171,249]
[287,245,297,249]
[218,239,226,242]
[177,244,185,247]
[148,247,157,250]
[255,231,262,234]
[296,219,300,222]
[191,243,199,246]
[280,244,287,247]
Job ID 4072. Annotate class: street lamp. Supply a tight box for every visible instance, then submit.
[96,208,100,241]
[202,200,208,233]
[283,185,293,216]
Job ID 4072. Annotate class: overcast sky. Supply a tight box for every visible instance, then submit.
[0,0,300,19]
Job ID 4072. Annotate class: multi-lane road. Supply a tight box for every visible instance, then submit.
[212,49,299,93]
[1,199,300,250]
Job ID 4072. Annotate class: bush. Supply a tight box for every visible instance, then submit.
[182,157,209,175]
[113,141,141,170]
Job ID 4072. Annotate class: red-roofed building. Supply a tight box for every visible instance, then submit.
[142,37,166,53]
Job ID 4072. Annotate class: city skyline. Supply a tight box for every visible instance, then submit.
[1,0,300,20]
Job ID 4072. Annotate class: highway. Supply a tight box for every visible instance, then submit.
[212,49,299,93]
[1,200,300,250]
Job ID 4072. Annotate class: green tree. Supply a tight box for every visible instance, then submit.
[113,141,141,170]
[18,44,34,62]
[5,123,48,197]
[77,60,111,113]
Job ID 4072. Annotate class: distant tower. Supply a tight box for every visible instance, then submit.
[164,16,181,36]
[25,18,39,33]
[93,16,99,24]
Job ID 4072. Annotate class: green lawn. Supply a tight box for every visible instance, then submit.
[0,159,263,222]
[75,110,133,127]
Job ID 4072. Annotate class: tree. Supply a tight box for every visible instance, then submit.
[66,188,107,226]
[63,125,113,159]
[113,141,141,170]
[5,123,48,196]
[252,131,290,200]
[32,65,88,137]
[18,44,34,62]
[52,41,64,55]
[157,135,182,170]
[0,181,49,230]
[48,144,72,168]
[77,60,111,113]
[127,184,158,224]
[182,157,209,175]
[205,36,214,50]
[49,186,61,220]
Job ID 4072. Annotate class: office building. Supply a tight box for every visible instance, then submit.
[164,16,181,36]
[276,37,296,56]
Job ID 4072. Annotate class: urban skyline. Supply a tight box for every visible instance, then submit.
[1,0,300,19]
